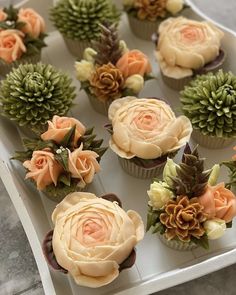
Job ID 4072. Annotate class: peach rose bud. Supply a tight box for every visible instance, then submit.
[116,50,152,78]
[23,150,62,190]
[0,29,26,63]
[18,8,45,38]
[41,115,86,147]
[0,9,7,22]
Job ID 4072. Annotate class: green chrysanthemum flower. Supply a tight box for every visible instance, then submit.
[180,70,236,138]
[0,63,76,133]
[50,0,120,41]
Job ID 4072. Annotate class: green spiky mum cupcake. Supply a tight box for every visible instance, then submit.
[13,115,107,202]
[180,70,236,149]
[50,0,120,58]
[0,63,76,136]
[147,145,236,251]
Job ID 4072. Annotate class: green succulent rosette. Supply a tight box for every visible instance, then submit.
[180,70,236,138]
[50,0,120,41]
[0,63,76,134]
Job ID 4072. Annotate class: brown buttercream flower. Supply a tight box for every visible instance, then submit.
[160,196,207,242]
[89,63,124,102]
[135,0,167,21]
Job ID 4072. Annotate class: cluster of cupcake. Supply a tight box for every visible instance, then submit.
[0,0,235,290]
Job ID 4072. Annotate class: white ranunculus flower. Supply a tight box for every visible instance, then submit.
[166,0,184,15]
[52,192,144,288]
[108,96,192,159]
[148,181,173,209]
[124,74,144,94]
[204,218,226,240]
[75,60,94,82]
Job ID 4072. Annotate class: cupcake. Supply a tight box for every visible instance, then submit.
[123,0,185,40]
[0,6,46,76]
[147,144,236,251]
[12,115,107,202]
[42,192,144,287]
[154,17,225,90]
[0,63,76,136]
[180,70,236,149]
[50,0,120,59]
[222,146,236,193]
[75,23,152,116]
[107,96,192,178]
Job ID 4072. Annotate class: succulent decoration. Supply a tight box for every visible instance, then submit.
[123,0,185,21]
[50,0,120,41]
[0,63,76,134]
[180,70,236,138]
[75,22,152,105]
[13,115,107,202]
[147,144,236,249]
[0,5,46,61]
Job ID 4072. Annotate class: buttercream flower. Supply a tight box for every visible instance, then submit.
[208,164,220,186]
[41,115,86,147]
[166,0,184,15]
[155,17,224,78]
[68,144,100,187]
[0,9,7,21]
[108,96,192,159]
[119,40,129,54]
[198,183,236,222]
[148,181,173,209]
[83,47,97,63]
[204,218,226,240]
[163,158,178,186]
[124,74,144,94]
[23,150,62,190]
[18,8,45,38]
[116,49,152,78]
[0,29,26,63]
[52,192,144,287]
[75,60,95,82]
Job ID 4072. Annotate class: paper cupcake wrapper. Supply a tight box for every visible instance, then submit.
[118,156,165,179]
[0,52,41,77]
[127,14,161,40]
[88,94,112,116]
[63,36,91,59]
[192,130,236,149]
[159,234,198,251]
[161,71,192,91]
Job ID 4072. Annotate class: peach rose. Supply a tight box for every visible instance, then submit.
[23,150,62,190]
[108,96,192,159]
[68,144,100,187]
[198,183,236,223]
[155,17,224,78]
[41,116,86,147]
[18,8,45,38]
[0,29,26,63]
[0,9,7,21]
[116,49,151,78]
[52,192,144,287]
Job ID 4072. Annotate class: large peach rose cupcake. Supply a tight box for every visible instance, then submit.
[0,6,46,76]
[43,192,144,287]
[123,0,186,40]
[107,96,192,178]
[13,116,107,202]
[147,144,236,251]
[154,17,225,90]
[75,23,152,116]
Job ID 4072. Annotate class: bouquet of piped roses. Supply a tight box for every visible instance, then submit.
[13,116,107,202]
[0,5,47,75]
[147,144,236,251]
[75,22,152,116]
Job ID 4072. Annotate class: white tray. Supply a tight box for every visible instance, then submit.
[1,5,236,295]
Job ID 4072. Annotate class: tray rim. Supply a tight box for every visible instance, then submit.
[1,3,236,295]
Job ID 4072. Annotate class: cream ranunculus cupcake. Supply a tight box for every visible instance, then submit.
[42,192,144,287]
[107,96,192,178]
[155,17,225,90]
